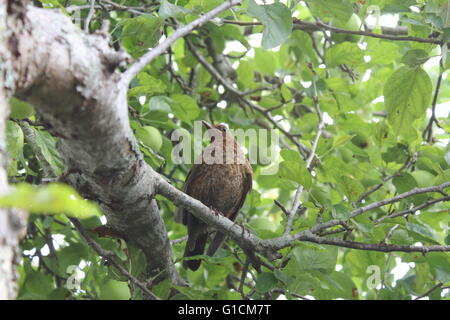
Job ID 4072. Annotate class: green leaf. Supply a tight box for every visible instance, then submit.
[6,121,24,176]
[401,49,431,66]
[122,16,163,57]
[32,128,64,176]
[325,42,364,68]
[152,279,171,300]
[170,94,200,123]
[426,253,450,283]
[279,160,312,188]
[337,175,365,202]
[0,183,101,218]
[273,269,292,285]
[248,217,279,239]
[17,271,55,300]
[366,39,399,65]
[384,66,432,137]
[99,280,131,300]
[9,97,35,119]
[280,148,302,162]
[390,229,414,245]
[128,73,167,97]
[290,245,338,273]
[159,0,189,19]
[308,0,353,24]
[236,60,255,89]
[406,222,439,244]
[254,48,278,75]
[392,173,418,194]
[381,144,409,164]
[255,272,278,293]
[173,286,207,300]
[288,30,318,64]
[332,204,351,220]
[247,0,293,50]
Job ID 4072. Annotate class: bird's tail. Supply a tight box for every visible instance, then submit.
[206,232,227,257]
[183,232,208,271]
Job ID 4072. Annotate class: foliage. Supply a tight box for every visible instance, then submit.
[6,0,450,300]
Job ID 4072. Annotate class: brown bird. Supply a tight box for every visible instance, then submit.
[179,121,253,271]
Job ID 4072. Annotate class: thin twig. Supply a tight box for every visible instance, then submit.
[423,67,444,143]
[284,74,324,235]
[271,288,311,300]
[84,0,96,33]
[415,282,443,300]
[296,231,450,253]
[238,258,250,299]
[375,195,450,223]
[356,153,416,205]
[170,235,188,246]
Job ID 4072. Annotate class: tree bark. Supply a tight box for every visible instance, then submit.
[0,0,27,300]
[8,3,183,286]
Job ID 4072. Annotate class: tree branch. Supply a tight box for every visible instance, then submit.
[221,18,443,45]
[0,0,28,300]
[295,232,450,253]
[375,195,450,223]
[423,65,444,143]
[11,5,182,286]
[355,152,416,205]
[84,0,96,33]
[120,0,242,87]
[301,19,443,44]
[415,282,443,300]
[70,218,160,300]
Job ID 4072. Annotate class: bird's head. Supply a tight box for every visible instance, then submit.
[202,121,231,142]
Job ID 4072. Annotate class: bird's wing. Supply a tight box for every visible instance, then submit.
[174,168,192,224]
[175,164,213,224]
[229,168,253,221]
[207,168,252,257]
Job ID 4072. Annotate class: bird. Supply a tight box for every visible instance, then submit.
[178,121,253,271]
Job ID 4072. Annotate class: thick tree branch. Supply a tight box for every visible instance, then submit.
[10,4,181,286]
[0,0,28,300]
[157,169,450,258]
[5,1,450,300]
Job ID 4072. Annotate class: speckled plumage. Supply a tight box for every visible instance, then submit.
[180,123,253,271]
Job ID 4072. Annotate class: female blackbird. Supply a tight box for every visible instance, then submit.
[179,121,253,271]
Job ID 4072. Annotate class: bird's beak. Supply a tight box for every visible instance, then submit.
[202,120,213,130]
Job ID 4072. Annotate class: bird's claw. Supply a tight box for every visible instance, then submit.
[232,220,249,237]
[209,206,224,217]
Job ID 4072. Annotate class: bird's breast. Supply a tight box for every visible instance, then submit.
[194,164,248,216]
